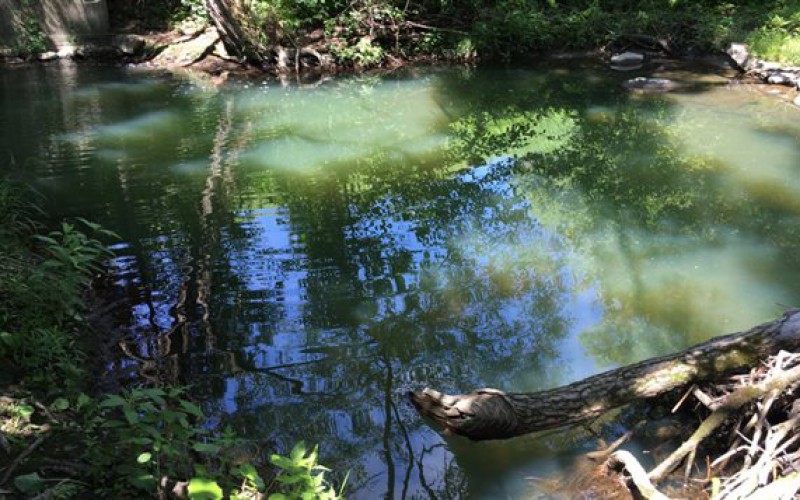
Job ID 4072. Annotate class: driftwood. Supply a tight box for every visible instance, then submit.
[409,310,800,441]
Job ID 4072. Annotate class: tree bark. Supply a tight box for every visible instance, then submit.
[203,0,260,62]
[409,310,800,441]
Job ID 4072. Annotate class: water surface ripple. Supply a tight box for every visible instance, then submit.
[2,61,799,498]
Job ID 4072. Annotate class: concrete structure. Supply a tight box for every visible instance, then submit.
[0,0,109,54]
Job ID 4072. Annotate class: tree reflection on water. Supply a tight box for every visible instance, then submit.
[6,61,800,497]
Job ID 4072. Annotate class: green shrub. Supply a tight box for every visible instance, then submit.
[82,387,343,499]
[269,442,345,500]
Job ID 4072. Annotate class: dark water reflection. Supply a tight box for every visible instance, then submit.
[2,60,799,498]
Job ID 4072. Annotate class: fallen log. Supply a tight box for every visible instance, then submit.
[409,309,800,441]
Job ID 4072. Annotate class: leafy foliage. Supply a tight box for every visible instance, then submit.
[0,180,343,498]
[83,387,342,499]
[269,442,345,500]
[199,0,800,66]
[12,0,48,56]
[0,183,117,388]
[84,387,222,495]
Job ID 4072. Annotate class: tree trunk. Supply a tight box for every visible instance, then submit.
[409,310,800,441]
[203,0,261,63]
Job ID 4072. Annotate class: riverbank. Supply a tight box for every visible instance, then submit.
[4,1,800,77]
[0,180,341,498]
[4,22,800,111]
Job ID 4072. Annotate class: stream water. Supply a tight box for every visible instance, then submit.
[2,59,800,498]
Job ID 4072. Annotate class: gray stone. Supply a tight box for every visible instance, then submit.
[57,45,77,58]
[795,95,800,107]
[37,51,58,61]
[610,51,645,66]
[610,63,643,72]
[726,43,752,71]
[622,77,678,93]
[755,61,782,71]
[767,74,789,85]
[112,35,145,56]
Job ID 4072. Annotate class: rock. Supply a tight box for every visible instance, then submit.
[610,63,643,72]
[37,51,58,61]
[726,43,752,71]
[622,77,678,93]
[767,74,789,85]
[112,35,145,56]
[610,51,645,66]
[151,28,220,67]
[794,95,800,108]
[755,61,782,72]
[57,46,77,59]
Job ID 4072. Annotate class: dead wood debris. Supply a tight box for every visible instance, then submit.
[597,350,800,499]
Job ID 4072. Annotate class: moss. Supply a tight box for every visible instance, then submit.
[635,364,696,395]
[712,349,755,374]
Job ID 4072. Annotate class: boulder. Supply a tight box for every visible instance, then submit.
[622,77,678,93]
[768,74,789,85]
[726,43,752,71]
[151,28,220,67]
[57,46,77,59]
[610,51,645,66]
[37,51,58,61]
[610,63,643,72]
[794,95,800,108]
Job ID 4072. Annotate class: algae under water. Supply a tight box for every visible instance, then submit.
[2,60,799,497]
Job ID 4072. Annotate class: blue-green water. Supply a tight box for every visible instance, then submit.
[2,60,800,497]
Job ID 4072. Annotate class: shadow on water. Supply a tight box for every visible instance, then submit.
[2,58,800,498]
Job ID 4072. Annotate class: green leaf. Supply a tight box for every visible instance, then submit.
[276,473,304,485]
[51,397,70,411]
[290,441,307,461]
[137,452,152,464]
[127,437,153,446]
[0,331,17,347]
[15,404,34,418]
[268,494,288,500]
[32,235,59,245]
[194,464,210,477]
[100,419,125,428]
[48,246,75,265]
[128,472,156,491]
[270,454,294,470]
[76,393,92,409]
[14,472,45,493]
[192,442,222,454]
[236,463,265,490]
[75,217,101,231]
[179,399,204,418]
[139,388,167,405]
[237,463,258,479]
[99,394,127,408]
[123,406,139,424]
[187,477,223,500]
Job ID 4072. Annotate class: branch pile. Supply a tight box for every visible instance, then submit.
[597,350,800,499]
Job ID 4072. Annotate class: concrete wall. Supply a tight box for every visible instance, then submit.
[0,0,109,53]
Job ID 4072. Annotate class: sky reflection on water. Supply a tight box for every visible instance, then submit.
[1,61,799,498]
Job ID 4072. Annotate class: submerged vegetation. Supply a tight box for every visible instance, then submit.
[0,180,342,498]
